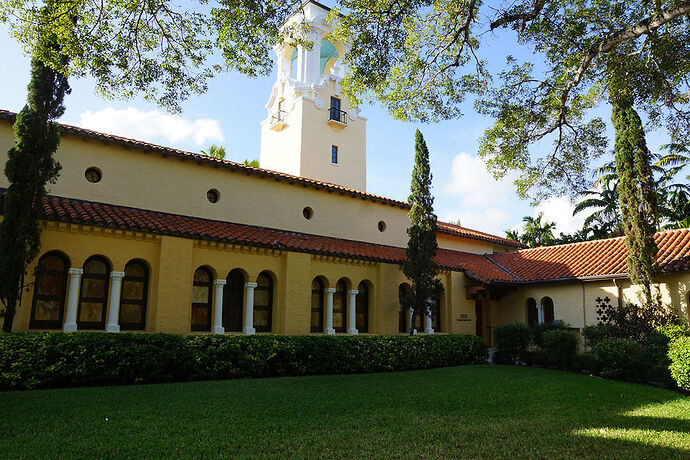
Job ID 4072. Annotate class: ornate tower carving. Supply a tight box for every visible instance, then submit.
[259,1,367,191]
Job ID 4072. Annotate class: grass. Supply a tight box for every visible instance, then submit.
[2,366,689,459]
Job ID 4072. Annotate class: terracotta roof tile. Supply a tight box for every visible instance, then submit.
[489,230,690,283]
[436,221,526,248]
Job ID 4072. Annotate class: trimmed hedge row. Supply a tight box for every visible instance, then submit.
[0,332,488,391]
[669,336,690,391]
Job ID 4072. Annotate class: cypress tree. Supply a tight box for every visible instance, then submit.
[402,130,443,334]
[611,98,658,306]
[0,40,70,331]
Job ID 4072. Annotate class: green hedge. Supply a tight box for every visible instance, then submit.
[0,332,488,391]
[543,329,579,369]
[493,322,531,364]
[669,336,690,391]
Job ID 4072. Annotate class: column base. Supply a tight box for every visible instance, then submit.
[212,326,225,335]
[63,323,77,332]
[325,328,336,335]
[106,324,120,333]
[243,327,256,335]
[347,328,359,335]
[424,328,435,334]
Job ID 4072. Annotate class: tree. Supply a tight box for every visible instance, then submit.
[520,213,556,248]
[200,145,226,160]
[573,178,622,237]
[243,159,260,167]
[0,51,68,331]
[401,130,443,334]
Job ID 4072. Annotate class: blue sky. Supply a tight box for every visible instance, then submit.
[0,11,670,238]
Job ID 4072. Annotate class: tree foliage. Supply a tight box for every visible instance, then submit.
[0,52,69,331]
[402,130,443,334]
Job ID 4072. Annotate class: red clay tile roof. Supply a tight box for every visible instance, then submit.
[437,221,526,248]
[0,109,520,249]
[488,229,690,283]
[0,189,509,278]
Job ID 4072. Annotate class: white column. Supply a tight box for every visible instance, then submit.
[106,271,125,333]
[347,289,359,335]
[325,287,336,335]
[537,304,545,325]
[63,268,83,332]
[408,307,414,334]
[212,279,227,334]
[424,302,434,334]
[243,282,257,335]
[308,29,322,82]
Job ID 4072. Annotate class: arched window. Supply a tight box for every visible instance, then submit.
[333,279,347,333]
[398,284,410,333]
[77,256,111,330]
[356,282,369,332]
[223,269,244,332]
[541,297,555,324]
[526,298,538,327]
[254,272,273,332]
[120,260,149,330]
[30,252,69,329]
[311,278,324,333]
[191,267,213,331]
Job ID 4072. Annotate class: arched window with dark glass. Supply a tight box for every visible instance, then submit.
[191,267,213,331]
[223,269,245,332]
[30,252,69,329]
[356,282,369,332]
[77,256,111,330]
[311,278,324,333]
[333,279,347,333]
[254,272,273,332]
[120,260,149,330]
[526,298,538,326]
[398,283,410,333]
[541,297,555,324]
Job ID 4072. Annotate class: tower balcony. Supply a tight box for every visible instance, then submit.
[270,110,288,131]
[328,108,348,126]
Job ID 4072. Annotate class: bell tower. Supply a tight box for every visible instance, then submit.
[259,1,367,192]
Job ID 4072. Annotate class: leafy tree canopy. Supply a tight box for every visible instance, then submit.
[330,0,690,200]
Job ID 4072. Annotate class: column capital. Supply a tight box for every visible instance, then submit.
[110,271,125,279]
[347,289,359,295]
[245,282,258,288]
[214,279,227,286]
[68,268,83,276]
[326,287,336,293]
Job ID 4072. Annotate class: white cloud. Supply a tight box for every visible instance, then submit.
[442,208,513,236]
[443,152,518,208]
[78,107,224,149]
[533,196,587,235]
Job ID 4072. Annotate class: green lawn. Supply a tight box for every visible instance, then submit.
[2,366,689,459]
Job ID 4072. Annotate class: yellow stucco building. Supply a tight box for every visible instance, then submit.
[0,1,688,341]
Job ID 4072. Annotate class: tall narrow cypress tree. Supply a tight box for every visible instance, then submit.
[0,46,70,331]
[402,130,443,334]
[611,98,658,306]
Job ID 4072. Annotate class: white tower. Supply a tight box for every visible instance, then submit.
[259,1,367,191]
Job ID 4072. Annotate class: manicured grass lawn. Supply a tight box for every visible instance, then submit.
[2,366,689,459]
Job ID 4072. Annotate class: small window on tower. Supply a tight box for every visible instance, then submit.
[331,146,338,164]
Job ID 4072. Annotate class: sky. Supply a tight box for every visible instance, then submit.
[0,7,671,238]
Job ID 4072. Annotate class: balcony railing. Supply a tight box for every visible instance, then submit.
[328,108,347,125]
[271,110,287,126]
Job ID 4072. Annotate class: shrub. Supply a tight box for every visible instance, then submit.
[669,336,690,391]
[493,322,530,364]
[593,338,649,381]
[582,324,618,348]
[572,352,602,374]
[530,321,568,348]
[0,332,488,391]
[543,329,579,369]
[522,349,548,367]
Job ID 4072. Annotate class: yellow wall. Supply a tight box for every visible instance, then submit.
[0,122,505,255]
[12,221,461,336]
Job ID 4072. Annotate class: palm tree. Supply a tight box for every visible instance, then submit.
[504,229,520,242]
[573,177,622,236]
[521,213,556,248]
